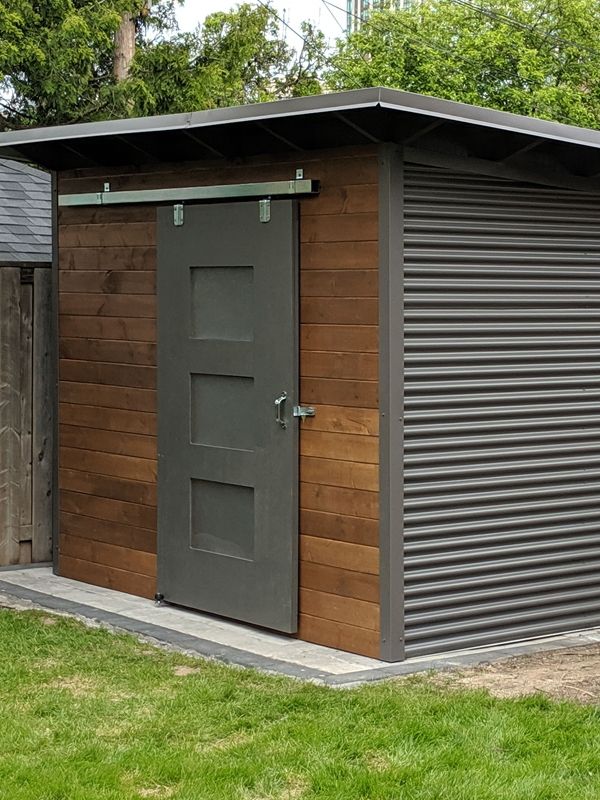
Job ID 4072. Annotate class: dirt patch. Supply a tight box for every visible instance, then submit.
[440,642,600,704]
[241,774,308,800]
[280,774,308,799]
[138,787,175,798]
[173,665,203,677]
[49,675,98,697]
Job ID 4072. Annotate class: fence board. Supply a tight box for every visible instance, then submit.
[19,281,33,540]
[0,268,22,564]
[32,268,54,562]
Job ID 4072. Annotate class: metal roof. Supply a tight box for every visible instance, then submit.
[0,87,599,180]
[0,159,51,263]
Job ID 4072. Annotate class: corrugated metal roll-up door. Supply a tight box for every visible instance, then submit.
[403,165,600,657]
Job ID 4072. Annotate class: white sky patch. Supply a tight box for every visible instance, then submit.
[175,0,346,44]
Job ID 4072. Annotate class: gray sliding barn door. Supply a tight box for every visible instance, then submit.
[157,201,298,633]
[403,165,600,656]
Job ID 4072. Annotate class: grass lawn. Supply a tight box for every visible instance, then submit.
[2,609,600,800]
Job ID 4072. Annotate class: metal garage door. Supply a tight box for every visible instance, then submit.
[403,165,600,657]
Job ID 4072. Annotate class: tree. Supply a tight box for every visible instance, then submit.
[328,0,600,128]
[0,0,178,128]
[128,5,326,116]
[0,1,325,130]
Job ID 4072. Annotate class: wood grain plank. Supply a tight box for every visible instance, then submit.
[60,446,157,483]
[301,351,378,381]
[59,246,155,271]
[301,324,377,353]
[60,293,156,318]
[59,315,156,342]
[59,468,156,506]
[301,213,378,244]
[301,405,379,436]
[59,554,156,598]
[59,270,156,294]
[301,430,379,464]
[59,222,156,248]
[301,269,377,297]
[301,185,378,216]
[301,483,378,520]
[61,534,157,578]
[302,298,378,325]
[60,511,156,552]
[300,560,379,603]
[301,377,378,409]
[60,424,156,460]
[32,268,54,562]
[297,614,379,658]
[300,456,378,492]
[59,151,378,194]
[59,359,156,390]
[60,381,156,412]
[0,268,21,565]
[60,403,156,436]
[60,490,156,530]
[19,281,33,537]
[59,338,156,366]
[300,587,378,631]
[300,534,379,574]
[59,206,156,225]
[301,241,378,270]
[300,509,378,547]
[58,146,375,181]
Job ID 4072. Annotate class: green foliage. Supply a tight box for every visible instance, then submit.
[328,0,600,127]
[0,1,165,126]
[0,1,325,129]
[130,6,327,116]
[2,609,600,799]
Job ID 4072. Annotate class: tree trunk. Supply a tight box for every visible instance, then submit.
[113,11,137,82]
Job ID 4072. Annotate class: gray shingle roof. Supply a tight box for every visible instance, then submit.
[0,158,51,263]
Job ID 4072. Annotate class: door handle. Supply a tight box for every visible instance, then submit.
[274,391,287,429]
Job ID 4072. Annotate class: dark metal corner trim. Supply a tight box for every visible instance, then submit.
[51,171,59,576]
[378,144,405,662]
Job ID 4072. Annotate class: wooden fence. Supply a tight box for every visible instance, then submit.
[0,265,53,566]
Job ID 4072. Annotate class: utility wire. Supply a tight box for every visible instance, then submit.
[254,0,363,88]
[324,0,596,86]
[447,0,600,59]
[320,0,347,35]
[323,0,509,78]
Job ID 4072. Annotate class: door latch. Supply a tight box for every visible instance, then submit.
[293,405,315,420]
[274,391,287,429]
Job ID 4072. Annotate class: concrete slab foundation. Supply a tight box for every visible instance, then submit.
[2,567,600,687]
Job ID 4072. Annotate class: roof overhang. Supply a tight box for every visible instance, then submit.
[1,87,600,187]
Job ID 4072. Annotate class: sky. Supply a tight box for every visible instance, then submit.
[175,0,346,45]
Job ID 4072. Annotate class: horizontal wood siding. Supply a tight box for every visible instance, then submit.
[57,146,380,657]
[57,202,158,598]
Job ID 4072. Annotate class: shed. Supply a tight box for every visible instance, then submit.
[0,158,53,567]
[2,87,600,660]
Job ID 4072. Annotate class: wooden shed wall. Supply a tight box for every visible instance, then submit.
[57,145,380,658]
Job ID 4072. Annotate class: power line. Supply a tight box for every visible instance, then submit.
[323,0,505,78]
[324,0,596,86]
[447,0,600,59]
[254,0,363,88]
[320,0,347,35]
